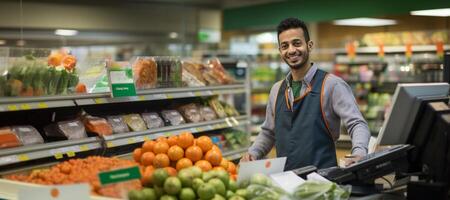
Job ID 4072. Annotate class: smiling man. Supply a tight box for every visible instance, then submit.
[241,17,370,170]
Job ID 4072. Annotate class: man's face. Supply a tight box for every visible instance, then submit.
[278,28,313,69]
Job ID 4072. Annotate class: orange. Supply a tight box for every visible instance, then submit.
[195,160,212,172]
[196,136,213,152]
[167,135,178,146]
[141,152,156,166]
[153,154,170,168]
[141,166,155,185]
[164,167,178,176]
[133,148,142,163]
[205,149,222,166]
[220,158,229,169]
[212,166,226,171]
[142,140,155,153]
[156,136,168,143]
[185,146,203,162]
[211,145,221,151]
[227,161,237,174]
[177,132,194,149]
[176,158,193,171]
[153,141,169,154]
[167,145,184,161]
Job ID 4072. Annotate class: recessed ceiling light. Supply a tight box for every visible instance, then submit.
[0,40,6,45]
[169,32,178,39]
[410,8,450,17]
[55,29,78,36]
[333,18,397,27]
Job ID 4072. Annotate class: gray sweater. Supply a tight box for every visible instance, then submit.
[249,65,370,159]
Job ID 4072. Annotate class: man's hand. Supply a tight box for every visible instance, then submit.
[240,153,255,163]
[343,154,363,167]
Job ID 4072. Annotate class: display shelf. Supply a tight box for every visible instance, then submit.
[104,116,249,148]
[0,116,249,168]
[0,137,101,168]
[0,84,246,112]
[222,147,248,161]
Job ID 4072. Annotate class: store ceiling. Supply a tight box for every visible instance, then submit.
[8,0,286,9]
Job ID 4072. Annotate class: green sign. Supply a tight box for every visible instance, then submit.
[98,166,141,185]
[107,62,137,97]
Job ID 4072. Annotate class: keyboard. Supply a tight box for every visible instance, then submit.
[344,144,412,171]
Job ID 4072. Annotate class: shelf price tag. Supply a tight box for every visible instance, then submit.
[164,133,172,137]
[67,151,76,157]
[138,96,146,101]
[18,154,29,161]
[7,105,18,111]
[20,104,31,110]
[79,145,89,152]
[194,91,202,97]
[94,98,106,104]
[37,102,48,108]
[195,127,204,132]
[143,136,150,141]
[106,142,115,148]
[127,138,136,144]
[166,94,174,99]
[98,166,141,186]
[54,153,63,159]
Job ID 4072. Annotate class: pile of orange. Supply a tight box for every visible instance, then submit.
[133,132,238,184]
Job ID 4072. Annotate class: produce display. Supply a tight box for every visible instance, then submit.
[5,156,141,198]
[0,50,80,97]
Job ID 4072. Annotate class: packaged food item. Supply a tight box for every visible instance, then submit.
[0,127,22,149]
[208,98,227,118]
[122,114,147,132]
[107,115,130,134]
[199,105,217,121]
[178,103,202,123]
[161,110,186,126]
[44,120,87,140]
[182,61,207,86]
[182,69,206,87]
[12,126,44,145]
[222,102,240,117]
[82,115,113,136]
[141,112,165,129]
[155,57,182,88]
[132,57,157,90]
[207,58,235,84]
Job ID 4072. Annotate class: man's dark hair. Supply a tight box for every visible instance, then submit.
[277,17,310,42]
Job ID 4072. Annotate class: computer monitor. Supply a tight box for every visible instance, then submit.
[376,83,450,146]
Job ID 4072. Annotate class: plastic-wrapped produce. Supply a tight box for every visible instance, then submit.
[141,112,165,129]
[82,116,113,136]
[44,120,87,140]
[132,57,157,90]
[122,114,147,132]
[107,115,130,134]
[12,126,44,145]
[199,105,217,121]
[178,103,202,123]
[0,127,22,149]
[208,98,227,118]
[161,110,186,126]
[222,102,240,117]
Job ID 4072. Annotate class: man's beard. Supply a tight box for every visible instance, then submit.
[284,50,309,70]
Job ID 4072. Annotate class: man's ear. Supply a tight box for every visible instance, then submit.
[308,40,314,51]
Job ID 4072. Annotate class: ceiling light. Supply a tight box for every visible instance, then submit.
[333,18,397,27]
[55,29,78,36]
[410,8,450,17]
[0,40,5,45]
[169,32,178,39]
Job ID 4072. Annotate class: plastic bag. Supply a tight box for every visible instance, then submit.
[0,127,22,149]
[107,115,130,134]
[178,103,202,123]
[208,98,227,118]
[12,126,44,145]
[132,57,157,90]
[161,110,185,126]
[122,114,147,132]
[292,181,351,200]
[82,115,113,136]
[199,105,217,121]
[141,112,165,129]
[44,120,87,140]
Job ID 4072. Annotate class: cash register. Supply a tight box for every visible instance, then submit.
[294,83,450,197]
